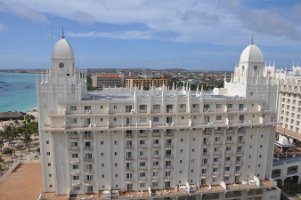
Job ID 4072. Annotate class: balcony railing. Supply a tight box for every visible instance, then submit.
[165,143,173,148]
[84,157,94,162]
[84,146,93,151]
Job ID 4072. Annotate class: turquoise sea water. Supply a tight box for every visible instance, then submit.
[0,72,37,112]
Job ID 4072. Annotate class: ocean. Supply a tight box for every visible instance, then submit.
[0,72,37,112]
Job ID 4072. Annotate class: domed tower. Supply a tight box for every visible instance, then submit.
[235,42,264,87]
[51,32,75,83]
[38,31,87,114]
[222,41,273,99]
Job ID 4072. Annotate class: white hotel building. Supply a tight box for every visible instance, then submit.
[37,36,280,199]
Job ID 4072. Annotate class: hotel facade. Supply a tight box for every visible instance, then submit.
[37,36,280,199]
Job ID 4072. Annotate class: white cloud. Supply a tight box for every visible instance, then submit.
[0,1,49,24]
[68,30,154,40]
[1,0,301,45]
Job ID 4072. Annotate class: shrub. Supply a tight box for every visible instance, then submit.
[2,147,13,154]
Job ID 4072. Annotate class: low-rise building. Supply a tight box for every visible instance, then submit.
[92,73,124,89]
[125,75,171,89]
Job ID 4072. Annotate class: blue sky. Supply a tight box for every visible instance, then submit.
[1,0,301,71]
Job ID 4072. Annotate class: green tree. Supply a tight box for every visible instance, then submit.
[86,75,96,91]
[3,123,18,145]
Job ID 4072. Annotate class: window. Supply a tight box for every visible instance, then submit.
[114,105,117,109]
[139,105,147,112]
[153,117,159,122]
[153,139,159,144]
[140,117,146,123]
[153,104,160,111]
[73,165,79,169]
[85,153,93,160]
[46,140,49,144]
[125,105,133,112]
[73,186,80,191]
[216,104,222,109]
[216,116,222,120]
[227,104,233,109]
[165,171,171,177]
[70,105,77,111]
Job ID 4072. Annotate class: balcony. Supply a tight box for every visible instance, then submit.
[83,134,93,139]
[72,180,81,186]
[71,169,80,174]
[139,166,147,170]
[85,179,94,184]
[165,143,173,148]
[70,146,80,151]
[84,146,93,151]
[165,130,173,137]
[84,168,94,173]
[203,152,209,156]
[203,141,210,146]
[152,166,161,170]
[139,109,147,113]
[125,133,133,138]
[287,168,298,175]
[225,150,233,155]
[165,154,173,158]
[126,166,134,171]
[139,144,147,149]
[272,170,281,178]
[126,156,134,161]
[84,157,94,162]
[84,109,92,114]
[165,165,173,169]
[139,155,147,160]
[226,140,234,144]
[152,132,161,137]
[126,144,133,149]
[237,140,245,145]
[70,134,79,139]
[139,132,147,137]
[152,154,161,159]
[70,158,80,164]
[153,109,161,113]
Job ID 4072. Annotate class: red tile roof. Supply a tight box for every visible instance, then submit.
[96,74,121,78]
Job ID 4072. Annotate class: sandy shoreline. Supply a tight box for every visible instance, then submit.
[0,110,38,129]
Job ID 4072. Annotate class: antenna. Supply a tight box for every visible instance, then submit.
[251,34,254,45]
[62,27,65,38]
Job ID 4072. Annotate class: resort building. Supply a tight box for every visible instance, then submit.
[125,75,171,90]
[37,35,280,199]
[91,73,124,89]
[266,66,301,189]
